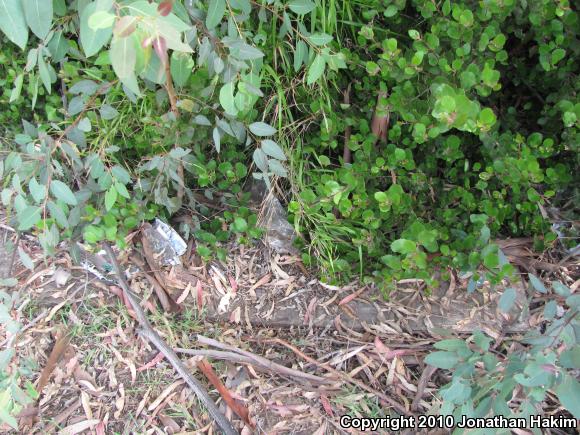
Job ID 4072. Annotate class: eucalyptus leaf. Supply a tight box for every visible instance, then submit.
[206,0,226,28]
[80,2,112,57]
[213,127,221,153]
[0,0,29,49]
[22,0,53,40]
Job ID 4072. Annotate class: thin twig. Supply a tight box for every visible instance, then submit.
[193,335,332,385]
[411,365,437,411]
[102,243,238,435]
[259,337,411,416]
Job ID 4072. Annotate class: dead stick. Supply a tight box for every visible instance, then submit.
[176,348,330,384]
[102,243,237,435]
[261,337,411,416]
[411,365,437,412]
[129,253,175,313]
[195,335,332,385]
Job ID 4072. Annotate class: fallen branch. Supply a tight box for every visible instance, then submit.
[258,337,411,416]
[176,336,332,385]
[411,365,437,412]
[103,243,237,435]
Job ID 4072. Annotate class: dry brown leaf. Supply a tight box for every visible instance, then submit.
[37,328,71,395]
[135,387,152,418]
[57,419,100,435]
[138,352,165,372]
[114,383,126,419]
[159,414,181,433]
[80,391,92,420]
[148,380,184,411]
[176,282,192,304]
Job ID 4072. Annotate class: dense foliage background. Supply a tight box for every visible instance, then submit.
[0,0,578,429]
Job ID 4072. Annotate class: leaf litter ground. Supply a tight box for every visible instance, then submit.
[0,220,577,434]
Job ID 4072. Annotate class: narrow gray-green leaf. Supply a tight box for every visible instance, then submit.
[498,288,517,313]
[261,139,286,160]
[17,205,41,231]
[170,52,193,87]
[213,127,221,153]
[528,273,547,294]
[193,114,211,126]
[69,79,98,95]
[47,30,68,62]
[306,54,325,85]
[10,73,24,102]
[268,159,287,177]
[555,375,580,419]
[28,176,45,203]
[38,54,51,93]
[229,41,264,60]
[249,122,276,136]
[206,0,226,29]
[294,40,307,71]
[0,0,29,49]
[424,351,460,369]
[22,0,53,40]
[18,246,34,270]
[50,180,77,205]
[110,36,136,78]
[219,81,238,116]
[80,2,112,57]
[308,33,333,46]
[99,104,119,120]
[47,200,69,228]
[288,0,315,15]
[253,148,268,172]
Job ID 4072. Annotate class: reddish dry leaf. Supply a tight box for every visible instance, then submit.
[338,286,367,306]
[374,337,410,360]
[303,296,318,325]
[319,394,333,417]
[37,328,71,395]
[267,403,309,417]
[108,285,137,319]
[95,421,106,435]
[196,359,253,428]
[137,352,165,372]
[248,273,271,294]
[176,283,191,304]
[196,280,203,315]
[228,275,238,293]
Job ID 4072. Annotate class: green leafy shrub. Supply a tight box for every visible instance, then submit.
[426,277,580,426]
[257,0,580,289]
